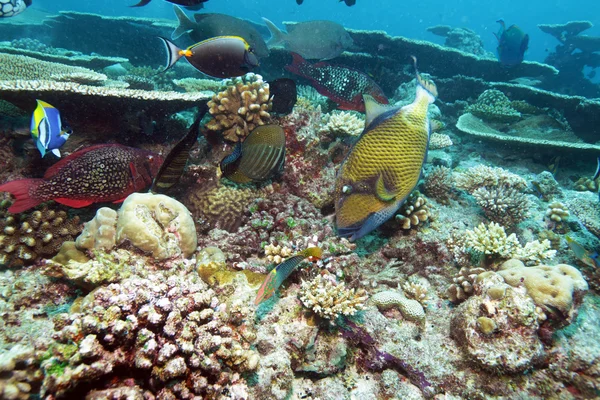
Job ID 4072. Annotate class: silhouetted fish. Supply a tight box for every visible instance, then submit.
[269,78,297,115]
[494,19,529,66]
[131,0,208,10]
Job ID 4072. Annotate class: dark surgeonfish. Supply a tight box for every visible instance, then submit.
[263,18,353,60]
[296,0,356,5]
[150,103,208,194]
[286,52,388,112]
[219,125,286,184]
[171,6,269,58]
[494,19,529,66]
[0,0,31,17]
[131,0,208,10]
[269,78,297,115]
[160,36,259,78]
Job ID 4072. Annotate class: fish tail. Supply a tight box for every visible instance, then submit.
[411,56,438,102]
[0,179,45,213]
[171,5,196,40]
[129,0,151,6]
[158,37,184,72]
[262,17,286,47]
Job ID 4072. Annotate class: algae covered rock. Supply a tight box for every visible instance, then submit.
[116,193,197,260]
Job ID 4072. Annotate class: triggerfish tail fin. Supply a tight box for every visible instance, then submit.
[171,5,196,40]
[159,37,184,72]
[130,0,151,6]
[254,247,323,305]
[262,17,286,47]
[411,56,438,101]
[592,156,600,181]
[0,179,45,213]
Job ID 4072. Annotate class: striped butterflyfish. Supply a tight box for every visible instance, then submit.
[219,124,286,184]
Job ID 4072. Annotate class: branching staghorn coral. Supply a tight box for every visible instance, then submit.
[472,185,531,227]
[299,274,367,319]
[423,166,453,204]
[206,73,271,142]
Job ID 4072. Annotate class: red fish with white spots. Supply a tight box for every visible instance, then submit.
[285,52,388,112]
[0,144,164,213]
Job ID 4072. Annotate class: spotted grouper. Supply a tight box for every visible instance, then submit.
[0,144,164,213]
[334,58,437,241]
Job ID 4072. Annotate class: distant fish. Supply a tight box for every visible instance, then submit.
[130,0,208,10]
[0,0,31,18]
[341,0,356,5]
[494,19,529,66]
[30,100,72,158]
[334,57,437,241]
[593,156,600,201]
[255,247,323,305]
[566,235,599,269]
[263,18,353,60]
[159,36,259,78]
[171,6,269,58]
[0,144,163,213]
[269,78,297,115]
[150,103,208,193]
[286,52,388,112]
[219,124,286,184]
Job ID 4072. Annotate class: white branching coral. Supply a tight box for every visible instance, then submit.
[299,275,367,319]
[472,185,531,227]
[455,165,527,192]
[402,281,431,306]
[514,239,557,265]
[322,110,364,137]
[264,243,293,264]
[429,132,453,149]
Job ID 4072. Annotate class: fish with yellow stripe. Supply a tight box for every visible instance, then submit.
[30,100,72,158]
[334,57,437,241]
[255,247,323,305]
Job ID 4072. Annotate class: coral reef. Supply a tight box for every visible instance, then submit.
[531,171,562,201]
[446,267,487,303]
[321,111,364,138]
[394,192,430,230]
[206,73,271,142]
[472,185,531,227]
[466,89,521,123]
[422,166,453,204]
[426,25,491,56]
[299,274,367,319]
[428,132,453,150]
[370,290,426,325]
[75,207,117,252]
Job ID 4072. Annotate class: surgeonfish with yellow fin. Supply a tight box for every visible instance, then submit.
[219,124,286,184]
[159,36,259,78]
[255,247,323,305]
[30,100,72,158]
[334,57,437,241]
[565,235,599,269]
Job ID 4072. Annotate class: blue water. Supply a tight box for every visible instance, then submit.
[31,0,600,64]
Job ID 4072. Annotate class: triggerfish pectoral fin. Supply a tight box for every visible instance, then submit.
[339,199,402,241]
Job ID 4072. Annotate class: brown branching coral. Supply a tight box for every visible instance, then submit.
[455,165,526,192]
[423,166,453,204]
[472,185,531,227]
[394,192,430,230]
[446,267,486,303]
[206,73,271,142]
[0,201,82,267]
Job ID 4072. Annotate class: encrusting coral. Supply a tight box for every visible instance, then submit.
[206,73,271,142]
[466,89,522,123]
[370,290,426,325]
[299,274,367,319]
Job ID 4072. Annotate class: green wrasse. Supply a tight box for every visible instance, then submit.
[334,57,437,241]
[566,235,599,269]
[254,247,323,305]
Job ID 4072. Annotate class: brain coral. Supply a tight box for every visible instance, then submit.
[371,290,426,324]
[116,193,197,260]
[206,73,271,142]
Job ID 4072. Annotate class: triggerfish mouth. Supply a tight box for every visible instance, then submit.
[159,36,259,78]
[334,57,437,241]
[30,100,72,158]
[255,247,323,305]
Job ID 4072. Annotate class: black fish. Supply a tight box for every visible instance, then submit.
[150,102,208,193]
[341,0,356,5]
[269,78,297,115]
[220,125,286,184]
[131,0,208,10]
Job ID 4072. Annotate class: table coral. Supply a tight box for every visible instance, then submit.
[466,89,522,123]
[41,270,259,399]
[299,274,367,319]
[206,73,271,142]
[75,207,117,252]
[0,53,106,83]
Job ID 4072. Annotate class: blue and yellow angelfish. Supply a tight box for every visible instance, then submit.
[334,57,437,241]
[30,100,72,158]
[494,19,529,66]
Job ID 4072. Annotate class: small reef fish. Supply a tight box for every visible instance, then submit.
[0,144,163,213]
[30,100,72,158]
[160,36,259,78]
[263,18,354,60]
[131,0,208,10]
[219,124,286,184]
[286,52,388,112]
[566,235,600,269]
[0,0,30,18]
[255,247,323,305]
[269,78,297,115]
[494,19,529,66]
[150,103,208,194]
[593,156,600,201]
[334,57,437,241]
[171,7,269,58]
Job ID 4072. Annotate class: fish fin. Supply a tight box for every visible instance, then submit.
[496,19,506,28]
[341,200,402,242]
[593,157,600,181]
[262,17,286,47]
[0,179,44,213]
[412,56,438,99]
[36,140,47,158]
[112,198,127,204]
[44,144,122,179]
[158,37,184,72]
[284,52,308,76]
[171,5,196,40]
[129,0,151,6]
[54,198,94,208]
[51,148,61,158]
[363,94,394,128]
[374,174,396,202]
[255,269,278,305]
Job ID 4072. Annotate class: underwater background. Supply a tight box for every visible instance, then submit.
[1,0,600,398]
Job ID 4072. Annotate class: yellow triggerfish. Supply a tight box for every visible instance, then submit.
[334,57,437,241]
